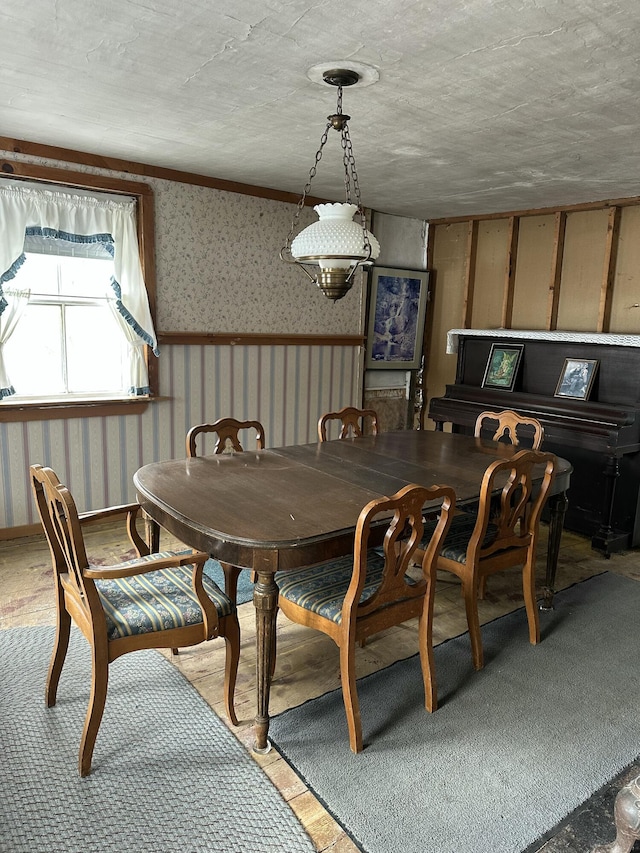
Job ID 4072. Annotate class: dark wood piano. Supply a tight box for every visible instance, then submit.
[428,331,640,556]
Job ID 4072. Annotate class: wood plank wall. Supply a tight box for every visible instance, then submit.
[0,339,362,534]
[424,197,640,425]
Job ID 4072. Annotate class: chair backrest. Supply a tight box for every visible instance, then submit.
[186,418,266,457]
[30,464,102,616]
[318,406,380,442]
[474,409,544,449]
[344,483,456,622]
[469,449,556,560]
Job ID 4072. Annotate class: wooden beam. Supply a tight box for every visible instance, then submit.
[428,195,640,226]
[547,212,567,330]
[462,220,479,328]
[156,332,364,347]
[502,216,520,328]
[0,137,326,207]
[597,206,622,333]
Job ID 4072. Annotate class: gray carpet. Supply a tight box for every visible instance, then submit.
[204,558,255,605]
[0,627,314,853]
[269,572,640,853]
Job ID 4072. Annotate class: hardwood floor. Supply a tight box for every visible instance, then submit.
[1,522,638,852]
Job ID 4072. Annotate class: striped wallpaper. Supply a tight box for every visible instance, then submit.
[0,341,362,530]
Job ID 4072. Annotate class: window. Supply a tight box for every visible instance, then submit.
[0,169,157,409]
[5,252,129,398]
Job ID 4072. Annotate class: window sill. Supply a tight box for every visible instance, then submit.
[0,396,168,422]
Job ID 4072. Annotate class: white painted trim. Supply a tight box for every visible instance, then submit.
[446,328,640,354]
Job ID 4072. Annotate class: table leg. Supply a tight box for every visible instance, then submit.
[253,569,279,754]
[143,511,160,553]
[541,490,569,610]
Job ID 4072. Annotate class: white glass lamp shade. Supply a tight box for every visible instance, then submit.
[291,203,380,268]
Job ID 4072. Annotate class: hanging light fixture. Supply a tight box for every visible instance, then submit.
[280,67,380,301]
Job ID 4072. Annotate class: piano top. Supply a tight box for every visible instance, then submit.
[430,385,640,455]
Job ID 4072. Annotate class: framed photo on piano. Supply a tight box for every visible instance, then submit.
[481,343,524,391]
[554,358,598,400]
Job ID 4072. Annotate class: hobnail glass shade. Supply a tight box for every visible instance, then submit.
[291,203,380,267]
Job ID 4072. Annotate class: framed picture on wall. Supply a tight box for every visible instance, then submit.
[365,267,429,369]
[481,343,524,391]
[554,358,598,400]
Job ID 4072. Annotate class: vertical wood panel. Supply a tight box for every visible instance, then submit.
[462,220,478,327]
[547,211,567,331]
[598,206,621,333]
[511,215,555,329]
[424,223,469,428]
[556,209,609,331]
[609,206,640,333]
[502,217,520,328]
[470,219,509,330]
[546,211,566,330]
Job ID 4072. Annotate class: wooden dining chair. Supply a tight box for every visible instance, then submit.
[30,463,240,777]
[318,406,379,442]
[470,410,545,597]
[474,409,544,449]
[276,482,456,753]
[186,417,265,457]
[186,417,266,591]
[419,449,556,672]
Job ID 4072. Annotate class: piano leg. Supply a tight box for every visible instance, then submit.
[542,490,569,610]
[592,454,622,558]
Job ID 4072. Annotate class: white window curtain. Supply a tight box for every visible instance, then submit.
[0,183,158,397]
[0,288,30,397]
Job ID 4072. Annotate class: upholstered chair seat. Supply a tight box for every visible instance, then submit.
[278,551,421,624]
[94,557,235,640]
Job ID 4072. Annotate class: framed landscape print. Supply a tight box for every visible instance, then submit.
[365,267,429,369]
[481,343,524,391]
[554,358,598,400]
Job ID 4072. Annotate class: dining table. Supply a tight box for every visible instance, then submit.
[133,429,572,752]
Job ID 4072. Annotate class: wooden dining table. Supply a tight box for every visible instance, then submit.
[133,429,572,752]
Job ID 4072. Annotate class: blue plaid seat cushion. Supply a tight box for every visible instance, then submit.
[277,551,417,624]
[423,513,499,564]
[95,553,234,640]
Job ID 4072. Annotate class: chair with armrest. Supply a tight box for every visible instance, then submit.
[474,409,544,449]
[419,448,556,672]
[276,482,456,753]
[186,417,266,593]
[318,406,379,442]
[30,463,240,777]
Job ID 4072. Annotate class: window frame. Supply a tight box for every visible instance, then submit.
[0,160,157,421]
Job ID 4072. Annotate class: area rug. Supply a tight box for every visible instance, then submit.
[0,627,313,853]
[269,572,640,853]
[205,558,255,605]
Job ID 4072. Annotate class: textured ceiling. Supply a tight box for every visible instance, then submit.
[3,0,640,220]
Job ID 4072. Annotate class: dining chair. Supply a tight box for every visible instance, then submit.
[30,463,240,776]
[474,409,544,449]
[318,406,379,442]
[186,417,266,457]
[420,448,556,671]
[186,417,266,592]
[276,482,456,753]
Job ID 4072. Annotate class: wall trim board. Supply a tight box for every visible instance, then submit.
[0,136,327,207]
[0,398,152,423]
[428,195,640,225]
[157,332,365,347]
[0,523,42,541]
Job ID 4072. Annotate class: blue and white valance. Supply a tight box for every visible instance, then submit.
[0,182,158,397]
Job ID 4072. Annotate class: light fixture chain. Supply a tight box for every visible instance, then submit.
[281,120,332,256]
[342,125,371,255]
